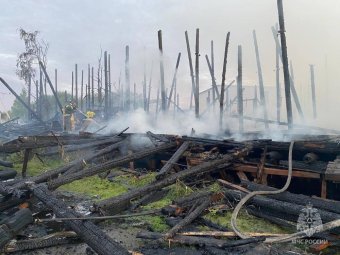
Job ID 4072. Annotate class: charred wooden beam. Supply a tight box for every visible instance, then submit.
[137,231,264,248]
[275,2,293,127]
[156,141,190,179]
[31,184,129,255]
[185,31,196,111]
[194,28,200,118]
[224,188,340,223]
[219,32,231,129]
[158,30,166,112]
[0,78,43,123]
[39,61,63,113]
[164,196,212,239]
[0,209,33,249]
[242,180,340,214]
[4,231,79,253]
[93,146,250,214]
[310,64,317,119]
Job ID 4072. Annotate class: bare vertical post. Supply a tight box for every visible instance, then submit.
[92,66,95,109]
[143,68,147,111]
[158,30,166,112]
[39,67,43,118]
[81,70,84,111]
[275,23,281,123]
[271,26,303,120]
[35,80,38,113]
[167,52,181,109]
[147,67,152,113]
[219,32,231,129]
[88,64,91,110]
[211,40,215,104]
[194,28,200,118]
[133,83,136,110]
[108,55,111,111]
[104,51,109,119]
[55,69,58,113]
[97,63,102,107]
[276,0,293,128]
[125,46,130,111]
[75,64,78,106]
[310,65,317,119]
[253,86,258,113]
[27,74,31,121]
[252,30,269,129]
[71,71,74,100]
[237,45,244,133]
[185,31,196,111]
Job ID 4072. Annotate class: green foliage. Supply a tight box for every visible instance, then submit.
[10,89,28,119]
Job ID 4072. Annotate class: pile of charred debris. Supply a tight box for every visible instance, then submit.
[0,130,339,255]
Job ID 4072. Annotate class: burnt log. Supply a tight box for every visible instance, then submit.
[130,189,169,211]
[4,231,79,253]
[31,184,129,255]
[137,231,264,248]
[241,180,340,214]
[0,160,13,168]
[48,142,177,190]
[156,141,190,180]
[0,168,17,181]
[165,197,212,239]
[94,146,250,214]
[224,189,340,224]
[172,190,213,208]
[0,208,33,249]
[279,159,327,173]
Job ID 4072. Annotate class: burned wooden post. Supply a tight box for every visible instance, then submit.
[71,71,74,100]
[125,45,130,111]
[271,26,303,122]
[219,32,231,130]
[194,28,200,118]
[92,66,95,109]
[39,61,63,113]
[185,31,196,111]
[55,69,58,113]
[31,184,129,255]
[75,64,78,106]
[104,51,109,119]
[27,74,31,121]
[289,60,304,120]
[167,53,181,109]
[275,1,293,128]
[97,61,102,107]
[205,55,220,100]
[108,55,111,111]
[275,24,281,123]
[87,64,91,110]
[158,30,166,112]
[133,83,136,110]
[211,40,215,105]
[237,45,244,133]
[310,64,317,119]
[0,78,43,123]
[81,70,84,111]
[252,30,269,129]
[22,148,31,178]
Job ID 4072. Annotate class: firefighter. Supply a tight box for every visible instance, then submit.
[80,110,99,132]
[63,101,77,131]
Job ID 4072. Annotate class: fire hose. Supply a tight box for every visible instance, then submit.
[230,141,296,243]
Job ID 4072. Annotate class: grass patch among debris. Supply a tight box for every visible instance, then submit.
[9,153,64,176]
[204,209,289,234]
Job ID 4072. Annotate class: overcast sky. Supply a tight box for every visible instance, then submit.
[1,0,339,126]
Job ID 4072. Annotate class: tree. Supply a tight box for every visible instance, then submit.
[16,28,49,83]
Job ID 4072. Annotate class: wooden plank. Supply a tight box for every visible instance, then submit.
[232,164,320,179]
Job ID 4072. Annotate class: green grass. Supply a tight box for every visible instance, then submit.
[204,209,289,234]
[9,153,64,176]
